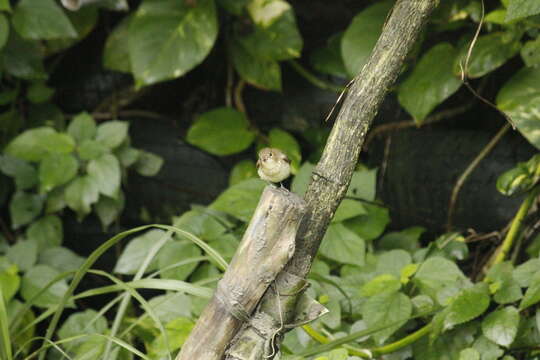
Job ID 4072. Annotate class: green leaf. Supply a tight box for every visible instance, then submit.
[9,191,44,229]
[0,155,38,190]
[95,120,129,149]
[229,160,257,186]
[39,246,85,274]
[114,229,165,274]
[0,262,20,303]
[78,140,108,161]
[26,215,63,250]
[521,37,540,67]
[343,203,390,241]
[268,128,302,172]
[58,309,108,350]
[21,265,72,308]
[485,262,522,305]
[67,112,96,143]
[320,223,365,266]
[95,194,124,231]
[210,178,266,221]
[291,162,314,196]
[379,226,425,253]
[39,153,78,192]
[497,66,540,150]
[87,154,121,197]
[7,240,37,272]
[239,0,303,61]
[128,0,218,85]
[158,241,201,281]
[27,82,55,104]
[148,317,194,358]
[341,1,394,77]
[45,6,99,54]
[148,293,192,323]
[115,145,140,167]
[506,0,540,21]
[481,306,519,347]
[445,283,490,329]
[217,0,249,15]
[135,150,163,176]
[1,33,47,80]
[230,38,282,91]
[0,0,10,12]
[0,14,8,51]
[103,16,132,73]
[520,271,540,310]
[65,175,99,219]
[347,168,377,201]
[332,199,366,223]
[473,336,504,360]
[398,43,462,123]
[414,256,469,302]
[376,249,412,277]
[5,127,75,162]
[459,348,480,360]
[361,274,401,297]
[187,107,256,156]
[513,259,540,287]
[454,33,519,79]
[46,187,66,214]
[363,290,412,344]
[310,33,348,78]
[172,208,228,240]
[12,0,77,40]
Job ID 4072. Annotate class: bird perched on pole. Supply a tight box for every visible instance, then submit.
[256,148,291,187]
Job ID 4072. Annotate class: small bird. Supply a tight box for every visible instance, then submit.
[256,147,291,187]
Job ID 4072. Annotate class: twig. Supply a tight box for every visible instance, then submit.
[233,80,247,115]
[226,63,234,108]
[446,123,511,231]
[287,60,345,93]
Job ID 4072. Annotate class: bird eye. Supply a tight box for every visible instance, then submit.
[269,153,273,157]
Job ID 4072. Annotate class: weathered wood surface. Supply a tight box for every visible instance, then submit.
[176,186,306,360]
[226,0,439,358]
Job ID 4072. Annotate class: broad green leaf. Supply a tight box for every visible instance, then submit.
[481,306,519,347]
[375,249,412,277]
[485,262,522,305]
[459,348,480,360]
[513,259,540,287]
[347,168,377,201]
[5,127,75,162]
[95,120,129,149]
[26,215,63,250]
[454,33,519,79]
[114,229,165,274]
[135,150,163,176]
[411,294,434,315]
[87,154,121,197]
[506,0,540,21]
[321,297,341,329]
[341,1,394,76]
[39,153,78,192]
[172,208,228,240]
[67,112,96,143]
[239,0,302,61]
[0,155,38,190]
[445,283,490,328]
[414,256,469,302]
[58,309,108,350]
[12,0,77,40]
[0,14,8,50]
[128,0,218,85]
[21,265,72,308]
[95,194,124,230]
[332,199,366,223]
[27,82,54,104]
[268,128,302,172]
[472,336,504,360]
[45,6,99,54]
[148,317,194,358]
[115,145,140,167]
[520,271,540,310]
[39,246,85,273]
[103,16,132,73]
[210,178,266,221]
[0,262,20,302]
[433,232,469,261]
[343,203,390,241]
[361,274,401,297]
[363,290,412,344]
[158,241,201,281]
[9,191,44,228]
[497,66,540,150]
[208,233,239,263]
[310,33,348,78]
[65,175,99,219]
[320,223,365,266]
[78,139,108,161]
[1,33,47,80]
[187,107,256,156]
[229,160,257,186]
[0,0,10,12]
[521,37,540,67]
[291,162,314,196]
[148,293,192,323]
[7,240,37,272]
[379,226,425,253]
[398,43,462,123]
[46,187,66,214]
[230,38,282,91]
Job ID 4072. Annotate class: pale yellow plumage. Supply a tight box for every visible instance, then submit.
[256,148,291,184]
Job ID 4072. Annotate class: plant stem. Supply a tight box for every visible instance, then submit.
[287,60,345,93]
[371,323,432,356]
